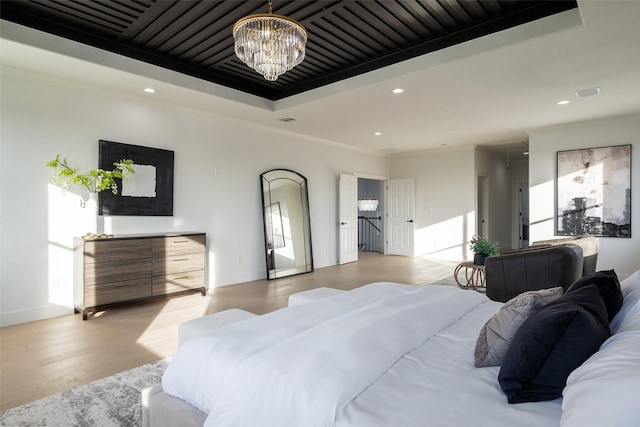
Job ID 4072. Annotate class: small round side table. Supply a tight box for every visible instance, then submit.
[454,262,486,290]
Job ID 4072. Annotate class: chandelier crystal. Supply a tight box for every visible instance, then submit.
[233,0,307,81]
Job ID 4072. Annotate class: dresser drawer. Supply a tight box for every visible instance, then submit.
[84,278,152,306]
[152,269,205,295]
[84,258,152,286]
[152,234,205,257]
[153,252,205,276]
[83,239,152,263]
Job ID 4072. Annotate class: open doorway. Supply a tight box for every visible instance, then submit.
[517,181,530,248]
[338,175,384,265]
[338,174,412,264]
[357,178,382,253]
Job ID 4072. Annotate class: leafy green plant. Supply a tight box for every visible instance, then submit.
[47,154,134,194]
[469,235,500,256]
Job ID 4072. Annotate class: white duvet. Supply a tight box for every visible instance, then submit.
[163,283,563,427]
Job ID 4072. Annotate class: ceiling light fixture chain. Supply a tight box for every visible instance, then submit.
[232,0,307,82]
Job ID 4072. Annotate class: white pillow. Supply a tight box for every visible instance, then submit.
[474,286,563,367]
[610,269,640,334]
[561,269,640,427]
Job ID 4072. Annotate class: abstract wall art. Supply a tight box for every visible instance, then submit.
[557,144,631,237]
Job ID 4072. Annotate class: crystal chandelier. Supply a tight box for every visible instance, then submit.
[232,0,307,81]
[358,199,379,212]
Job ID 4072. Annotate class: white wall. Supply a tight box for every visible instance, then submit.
[529,113,640,280]
[475,147,512,250]
[0,67,387,326]
[390,147,476,260]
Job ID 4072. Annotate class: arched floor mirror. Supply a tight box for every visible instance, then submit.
[261,169,314,279]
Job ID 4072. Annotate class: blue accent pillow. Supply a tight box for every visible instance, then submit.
[566,269,623,321]
[498,284,610,403]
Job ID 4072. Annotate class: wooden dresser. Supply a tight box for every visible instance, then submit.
[74,232,206,320]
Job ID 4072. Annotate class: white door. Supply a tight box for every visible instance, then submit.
[387,179,415,256]
[338,174,358,264]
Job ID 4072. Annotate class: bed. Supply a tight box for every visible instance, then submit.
[144,269,640,427]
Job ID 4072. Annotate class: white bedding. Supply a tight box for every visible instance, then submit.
[162,283,564,427]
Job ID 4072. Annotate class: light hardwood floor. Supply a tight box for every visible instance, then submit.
[0,253,460,411]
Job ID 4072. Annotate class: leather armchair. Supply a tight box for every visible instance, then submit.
[485,244,584,302]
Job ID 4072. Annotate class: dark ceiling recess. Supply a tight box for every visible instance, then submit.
[1,0,577,100]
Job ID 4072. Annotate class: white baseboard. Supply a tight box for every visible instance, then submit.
[0,304,74,327]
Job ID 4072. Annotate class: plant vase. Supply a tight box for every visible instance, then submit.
[473,253,487,265]
[82,192,104,234]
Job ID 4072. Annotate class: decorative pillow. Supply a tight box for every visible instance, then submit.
[498,284,610,403]
[474,287,563,367]
[566,269,623,321]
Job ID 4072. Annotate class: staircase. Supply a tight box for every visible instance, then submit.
[358,216,381,252]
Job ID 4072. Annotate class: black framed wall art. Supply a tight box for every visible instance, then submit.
[99,140,174,216]
[557,144,631,237]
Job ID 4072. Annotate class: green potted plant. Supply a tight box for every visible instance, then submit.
[47,154,135,196]
[469,235,499,265]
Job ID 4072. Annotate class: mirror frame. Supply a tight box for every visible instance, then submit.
[260,169,314,280]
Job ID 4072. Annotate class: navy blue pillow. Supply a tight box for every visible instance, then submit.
[566,269,623,321]
[498,284,610,403]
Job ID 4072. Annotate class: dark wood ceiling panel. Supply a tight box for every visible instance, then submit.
[126,2,193,45]
[18,1,129,34]
[458,0,491,21]
[378,2,435,40]
[480,1,506,16]
[161,2,249,56]
[119,1,177,41]
[399,2,446,34]
[347,6,398,43]
[419,1,461,30]
[338,3,409,49]
[312,16,381,62]
[365,2,424,43]
[62,1,137,28]
[439,0,475,25]
[0,0,578,100]
[133,2,205,49]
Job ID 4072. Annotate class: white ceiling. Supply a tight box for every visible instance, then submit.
[1,0,639,156]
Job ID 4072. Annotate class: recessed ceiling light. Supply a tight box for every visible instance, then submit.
[557,100,570,105]
[523,151,529,155]
[392,88,404,94]
[144,88,156,93]
[374,132,382,136]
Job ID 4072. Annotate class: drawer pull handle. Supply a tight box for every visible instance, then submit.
[173,276,190,280]
[174,258,189,262]
[172,240,189,243]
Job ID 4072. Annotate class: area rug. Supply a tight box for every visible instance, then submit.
[0,358,170,427]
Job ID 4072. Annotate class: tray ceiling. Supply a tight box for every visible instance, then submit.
[0,0,577,100]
